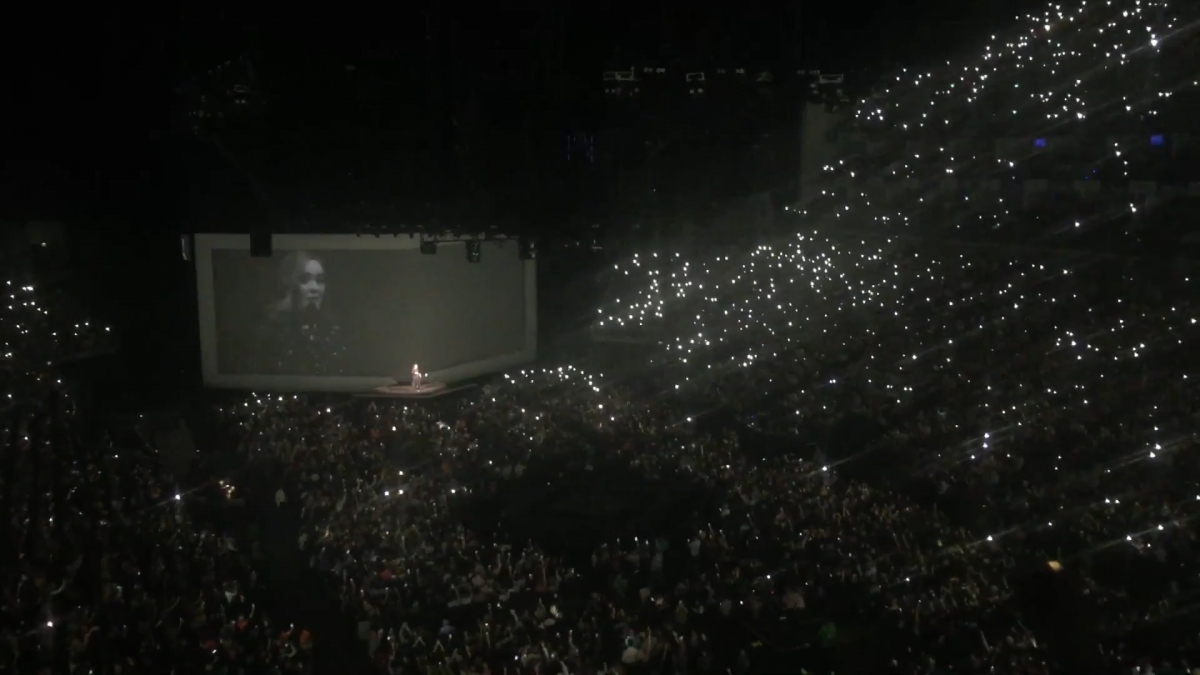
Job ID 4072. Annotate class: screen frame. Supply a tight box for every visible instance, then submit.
[195,233,537,391]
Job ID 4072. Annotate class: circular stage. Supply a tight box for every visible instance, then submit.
[373,381,448,397]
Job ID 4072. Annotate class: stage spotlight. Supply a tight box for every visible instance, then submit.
[518,237,536,260]
[420,240,437,255]
[466,240,481,263]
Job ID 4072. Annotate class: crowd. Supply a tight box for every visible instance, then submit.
[208,5,1200,672]
[221,229,1197,673]
[795,0,1200,249]
[0,279,312,674]
[8,232,1196,674]
[4,1,1198,674]
[0,280,118,408]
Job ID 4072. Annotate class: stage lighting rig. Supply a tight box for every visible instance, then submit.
[602,69,639,97]
[466,240,481,263]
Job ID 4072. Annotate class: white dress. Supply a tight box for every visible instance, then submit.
[411,367,422,389]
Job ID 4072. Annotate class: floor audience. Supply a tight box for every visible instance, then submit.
[0,283,310,675]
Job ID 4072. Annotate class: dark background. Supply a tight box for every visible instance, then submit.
[210,245,527,376]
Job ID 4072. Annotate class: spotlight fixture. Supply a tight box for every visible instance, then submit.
[466,240,481,263]
[420,240,437,255]
[518,237,536,260]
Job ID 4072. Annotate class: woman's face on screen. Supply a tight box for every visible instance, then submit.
[296,258,326,309]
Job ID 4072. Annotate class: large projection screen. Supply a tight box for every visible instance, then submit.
[195,234,537,391]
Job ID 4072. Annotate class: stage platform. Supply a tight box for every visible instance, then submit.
[355,381,475,401]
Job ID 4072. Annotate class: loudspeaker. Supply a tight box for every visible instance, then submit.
[250,231,272,257]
